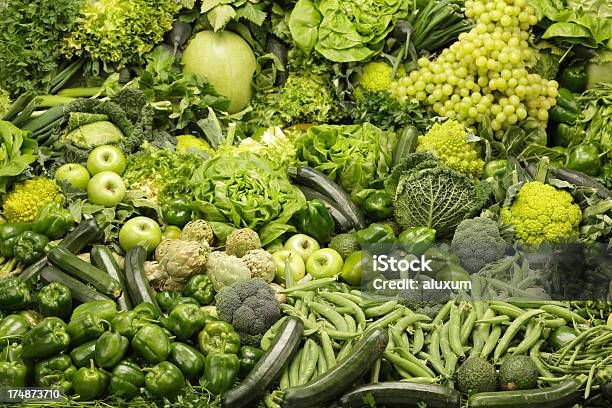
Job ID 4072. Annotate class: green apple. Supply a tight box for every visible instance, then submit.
[306,248,344,279]
[87,145,127,176]
[119,216,162,254]
[272,249,306,284]
[284,234,320,262]
[54,163,90,190]
[87,171,126,207]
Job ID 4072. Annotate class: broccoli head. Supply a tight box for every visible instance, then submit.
[216,278,281,346]
[398,277,451,316]
[451,217,507,273]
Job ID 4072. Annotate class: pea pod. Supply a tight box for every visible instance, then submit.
[493,309,545,362]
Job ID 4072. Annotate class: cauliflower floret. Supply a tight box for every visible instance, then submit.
[206,251,251,291]
[180,219,214,245]
[451,217,507,273]
[242,249,276,283]
[500,181,582,245]
[2,177,64,222]
[359,61,406,93]
[225,228,261,258]
[416,120,484,178]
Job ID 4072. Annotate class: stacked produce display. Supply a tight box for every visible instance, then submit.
[0,0,610,406]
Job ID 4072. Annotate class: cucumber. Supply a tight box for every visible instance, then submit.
[48,247,121,298]
[289,166,366,230]
[468,377,583,408]
[124,245,160,313]
[280,328,388,408]
[40,265,111,303]
[339,382,460,408]
[221,316,304,408]
[90,245,131,311]
[297,185,354,232]
[393,126,419,166]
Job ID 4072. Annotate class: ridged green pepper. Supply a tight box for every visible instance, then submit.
[355,223,396,246]
[71,300,118,322]
[145,361,185,398]
[202,353,239,395]
[32,202,74,240]
[132,324,170,364]
[0,315,30,347]
[0,222,31,257]
[482,160,510,179]
[567,144,602,176]
[13,231,49,265]
[156,291,183,313]
[73,360,108,401]
[69,340,97,368]
[108,360,145,400]
[37,282,72,320]
[34,354,76,394]
[183,274,215,305]
[559,63,587,93]
[239,346,264,378]
[66,313,109,346]
[169,342,205,380]
[363,190,394,221]
[292,199,335,243]
[0,277,32,311]
[198,321,241,355]
[0,361,27,387]
[18,309,42,327]
[21,317,70,359]
[95,331,129,369]
[111,310,148,340]
[0,342,23,363]
[162,197,194,228]
[161,303,208,341]
[133,302,161,320]
[398,227,436,256]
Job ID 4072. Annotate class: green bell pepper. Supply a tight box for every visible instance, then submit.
[18,309,42,327]
[198,321,241,355]
[549,105,580,125]
[202,353,239,395]
[69,340,97,368]
[557,88,581,113]
[32,202,74,240]
[355,223,396,246]
[482,160,511,179]
[145,361,185,398]
[0,342,23,363]
[0,315,30,347]
[398,227,436,256]
[21,317,70,359]
[550,146,567,167]
[161,303,208,341]
[34,354,77,394]
[156,291,183,313]
[71,299,118,322]
[0,361,27,387]
[66,313,109,346]
[238,346,263,378]
[133,302,161,321]
[169,342,205,380]
[108,360,145,400]
[292,199,335,243]
[37,282,72,321]
[162,197,194,228]
[549,326,578,349]
[559,63,587,93]
[111,311,148,340]
[13,231,49,265]
[132,324,170,364]
[0,236,19,258]
[0,277,32,310]
[363,190,394,221]
[73,360,108,401]
[183,275,215,305]
[161,225,182,240]
[95,331,129,369]
[567,144,602,176]
[0,222,31,257]
[554,123,584,148]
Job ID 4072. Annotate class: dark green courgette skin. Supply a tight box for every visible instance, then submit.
[468,378,582,408]
[221,317,304,408]
[298,185,354,232]
[48,247,121,298]
[124,245,160,313]
[339,382,460,408]
[90,245,131,311]
[280,328,388,408]
[40,265,111,303]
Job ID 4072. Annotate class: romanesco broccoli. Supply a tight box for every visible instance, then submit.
[359,61,405,93]
[451,217,507,273]
[2,177,64,222]
[417,120,484,177]
[500,181,582,245]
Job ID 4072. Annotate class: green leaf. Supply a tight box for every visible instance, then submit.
[236,3,267,26]
[207,5,237,31]
[288,0,322,54]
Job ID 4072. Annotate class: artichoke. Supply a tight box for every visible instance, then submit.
[180,219,214,245]
[159,240,210,282]
[242,249,276,283]
[226,228,261,257]
[206,251,251,291]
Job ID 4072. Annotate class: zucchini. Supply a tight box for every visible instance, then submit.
[393,126,419,166]
[280,328,388,408]
[124,245,160,313]
[221,316,304,408]
[298,185,354,232]
[289,166,366,230]
[468,377,583,408]
[339,382,460,408]
[40,265,111,303]
[554,167,610,199]
[48,247,121,298]
[90,245,131,311]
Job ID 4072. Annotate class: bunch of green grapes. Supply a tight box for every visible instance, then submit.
[390,0,559,137]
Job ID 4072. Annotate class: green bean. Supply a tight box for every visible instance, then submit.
[541,304,588,325]
[412,327,425,354]
[308,302,348,332]
[396,348,436,378]
[279,366,290,390]
[440,322,458,374]
[489,301,524,319]
[287,290,310,299]
[387,327,396,350]
[322,328,359,340]
[584,359,598,398]
[512,320,543,355]
[298,339,319,385]
[461,309,477,346]
[319,329,336,368]
[530,340,555,378]
[280,304,319,331]
[554,325,606,362]
[480,325,502,360]
[316,345,328,377]
[539,375,570,384]
[319,292,366,328]
[281,277,338,293]
[366,307,405,332]
[294,299,303,313]
[433,301,453,325]
[370,358,381,383]
[395,366,413,379]
[364,300,399,317]
[383,351,433,378]
[541,317,568,328]
[337,339,354,361]
[333,306,354,315]
[449,304,464,357]
[476,315,511,324]
[418,351,450,378]
[493,309,545,361]
[289,348,302,387]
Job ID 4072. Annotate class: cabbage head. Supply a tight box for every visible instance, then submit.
[191,153,306,245]
[62,121,124,149]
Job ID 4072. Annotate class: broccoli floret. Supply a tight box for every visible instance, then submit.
[451,217,507,273]
[216,278,281,346]
[398,277,451,313]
